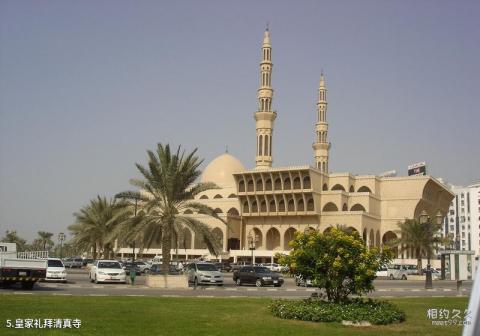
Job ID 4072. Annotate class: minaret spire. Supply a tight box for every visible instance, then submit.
[254,28,277,169]
[312,73,330,173]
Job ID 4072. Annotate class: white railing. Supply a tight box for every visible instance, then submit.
[16,251,49,259]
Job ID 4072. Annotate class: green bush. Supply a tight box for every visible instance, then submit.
[278,228,393,302]
[269,298,406,325]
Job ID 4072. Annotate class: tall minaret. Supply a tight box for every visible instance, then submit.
[254,28,277,169]
[312,73,330,173]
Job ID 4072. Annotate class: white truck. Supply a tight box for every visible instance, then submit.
[0,242,48,289]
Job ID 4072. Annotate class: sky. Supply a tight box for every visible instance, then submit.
[1,0,479,241]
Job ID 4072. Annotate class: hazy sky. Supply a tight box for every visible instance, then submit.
[1,1,479,241]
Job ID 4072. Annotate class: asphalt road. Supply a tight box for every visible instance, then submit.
[0,268,473,299]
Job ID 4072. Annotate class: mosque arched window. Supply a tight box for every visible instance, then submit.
[265,179,272,191]
[260,201,267,212]
[303,176,311,189]
[264,135,269,156]
[269,199,276,212]
[238,180,245,192]
[247,179,254,192]
[256,179,263,191]
[274,178,282,190]
[259,135,263,156]
[293,177,301,189]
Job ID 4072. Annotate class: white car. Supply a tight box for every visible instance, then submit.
[89,260,126,284]
[263,263,282,272]
[45,258,67,282]
[387,264,418,280]
[375,266,389,278]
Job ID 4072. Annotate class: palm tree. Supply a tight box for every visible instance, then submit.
[69,196,131,259]
[115,143,226,274]
[0,230,28,251]
[34,231,54,251]
[390,217,448,272]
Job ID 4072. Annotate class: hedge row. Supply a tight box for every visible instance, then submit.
[269,298,406,325]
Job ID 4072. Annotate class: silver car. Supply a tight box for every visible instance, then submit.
[186,262,224,287]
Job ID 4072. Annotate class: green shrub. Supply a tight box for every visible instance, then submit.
[278,228,393,302]
[269,298,406,325]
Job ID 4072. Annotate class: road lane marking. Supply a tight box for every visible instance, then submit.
[53,293,72,296]
[13,292,33,295]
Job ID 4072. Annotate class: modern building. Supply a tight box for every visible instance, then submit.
[445,182,480,258]
[118,29,454,264]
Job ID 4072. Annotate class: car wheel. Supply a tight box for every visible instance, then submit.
[255,279,263,287]
[389,274,394,280]
[94,276,98,284]
[236,278,241,286]
[144,269,150,275]
[401,274,407,280]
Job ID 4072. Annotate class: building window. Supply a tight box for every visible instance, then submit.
[450,210,454,215]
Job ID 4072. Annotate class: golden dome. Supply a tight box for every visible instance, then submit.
[201,153,245,187]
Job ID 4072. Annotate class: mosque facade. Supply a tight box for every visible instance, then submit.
[119,30,454,264]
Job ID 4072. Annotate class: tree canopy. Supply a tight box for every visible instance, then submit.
[279,228,392,302]
[114,143,227,273]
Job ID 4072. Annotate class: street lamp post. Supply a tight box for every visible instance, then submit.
[419,210,444,289]
[247,233,258,265]
[58,232,65,259]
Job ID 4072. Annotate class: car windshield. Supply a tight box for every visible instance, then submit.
[98,262,121,269]
[197,264,217,271]
[48,260,64,267]
[254,267,270,273]
[74,258,83,262]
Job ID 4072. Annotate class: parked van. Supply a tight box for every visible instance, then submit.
[387,264,418,280]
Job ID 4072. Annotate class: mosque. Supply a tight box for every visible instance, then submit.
[119,29,454,264]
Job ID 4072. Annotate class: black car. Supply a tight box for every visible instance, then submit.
[214,262,232,273]
[149,264,181,275]
[233,266,284,287]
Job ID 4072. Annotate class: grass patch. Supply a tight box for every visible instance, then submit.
[270,298,405,325]
[0,295,468,336]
